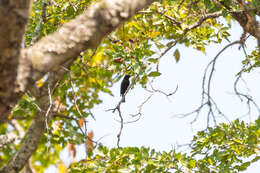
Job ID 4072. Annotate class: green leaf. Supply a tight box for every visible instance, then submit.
[140,75,148,86]
[188,159,196,168]
[147,58,158,63]
[148,71,161,77]
[174,49,180,63]
[239,162,251,171]
[203,0,212,9]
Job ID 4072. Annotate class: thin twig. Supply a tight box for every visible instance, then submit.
[30,1,47,46]
[9,120,25,138]
[105,77,134,147]
[127,93,153,124]
[126,84,178,124]
[62,66,85,118]
[155,9,182,29]
[177,0,185,13]
[205,41,241,127]
[52,113,78,121]
[156,11,222,71]
[173,40,241,127]
[45,83,53,131]
[116,107,123,148]
[234,74,260,117]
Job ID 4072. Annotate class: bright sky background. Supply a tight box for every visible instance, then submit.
[47,21,260,172]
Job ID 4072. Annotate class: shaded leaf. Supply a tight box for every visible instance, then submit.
[174,49,180,63]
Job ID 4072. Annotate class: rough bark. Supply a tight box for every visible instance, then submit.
[231,11,260,49]
[0,132,17,148]
[0,0,32,123]
[0,112,46,173]
[0,65,70,173]
[217,0,260,54]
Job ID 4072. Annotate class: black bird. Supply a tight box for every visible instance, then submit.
[120,75,130,102]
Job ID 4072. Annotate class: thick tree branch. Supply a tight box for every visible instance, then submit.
[0,68,67,173]
[0,113,46,173]
[215,0,260,58]
[16,0,155,94]
[0,0,32,123]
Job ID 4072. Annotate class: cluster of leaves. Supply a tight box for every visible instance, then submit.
[191,119,260,172]
[25,0,97,45]
[69,146,193,173]
[68,118,260,173]
[242,48,260,72]
[0,94,38,167]
[103,0,232,87]
[0,124,12,168]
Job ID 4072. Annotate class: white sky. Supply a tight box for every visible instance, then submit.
[46,21,260,172]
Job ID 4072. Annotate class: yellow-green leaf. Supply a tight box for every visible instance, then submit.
[148,71,161,77]
[174,49,180,63]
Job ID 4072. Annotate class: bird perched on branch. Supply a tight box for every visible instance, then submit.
[120,75,130,102]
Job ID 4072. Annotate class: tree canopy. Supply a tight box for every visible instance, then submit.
[0,0,260,172]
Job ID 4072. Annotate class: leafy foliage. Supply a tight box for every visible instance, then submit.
[68,118,260,173]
